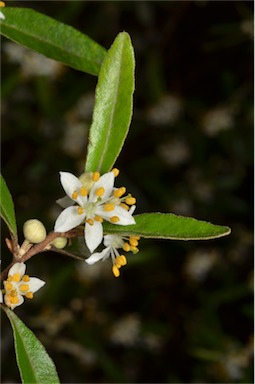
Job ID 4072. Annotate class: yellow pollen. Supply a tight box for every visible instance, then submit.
[0,2,5,8]
[116,255,127,266]
[77,206,84,215]
[115,260,122,269]
[22,275,30,282]
[72,191,78,199]
[94,215,103,222]
[26,292,33,299]
[112,265,120,277]
[132,236,140,240]
[125,197,136,205]
[7,276,13,282]
[114,187,126,198]
[10,296,19,304]
[86,218,94,226]
[110,216,120,223]
[10,289,17,297]
[111,168,120,177]
[5,282,13,291]
[123,243,131,252]
[129,238,138,247]
[120,203,129,211]
[19,284,29,292]
[104,203,115,211]
[80,187,88,196]
[96,187,105,197]
[13,273,21,282]
[131,246,139,254]
[92,171,100,182]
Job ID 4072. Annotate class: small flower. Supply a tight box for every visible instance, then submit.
[85,234,140,277]
[54,170,136,252]
[0,1,5,20]
[3,262,45,310]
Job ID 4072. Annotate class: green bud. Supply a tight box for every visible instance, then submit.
[52,237,67,249]
[23,219,47,243]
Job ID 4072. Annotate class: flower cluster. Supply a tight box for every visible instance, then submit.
[2,262,45,310]
[54,169,138,276]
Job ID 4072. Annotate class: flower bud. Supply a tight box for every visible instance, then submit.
[52,237,67,249]
[23,219,47,243]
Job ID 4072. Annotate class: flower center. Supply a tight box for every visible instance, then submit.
[84,201,97,218]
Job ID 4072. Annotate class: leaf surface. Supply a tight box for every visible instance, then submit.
[0,174,17,236]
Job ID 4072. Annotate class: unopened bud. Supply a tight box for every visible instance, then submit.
[23,219,47,243]
[52,237,67,249]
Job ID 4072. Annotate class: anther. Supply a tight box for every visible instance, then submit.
[19,284,29,292]
[10,290,17,297]
[5,282,13,291]
[13,273,21,282]
[96,187,105,197]
[0,2,5,8]
[116,255,127,266]
[80,187,88,196]
[112,265,120,277]
[22,275,30,282]
[112,168,120,177]
[10,296,19,304]
[104,203,115,211]
[120,203,129,211]
[114,187,126,198]
[86,218,94,226]
[110,216,120,223]
[77,207,84,215]
[94,215,103,222]
[92,172,100,182]
[123,243,131,252]
[131,246,139,254]
[72,191,78,199]
[129,238,138,247]
[125,197,136,205]
[26,292,33,299]
[7,276,13,282]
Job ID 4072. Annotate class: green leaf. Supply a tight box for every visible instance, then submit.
[1,7,106,75]
[103,213,231,240]
[3,306,60,384]
[0,174,17,237]
[85,32,135,173]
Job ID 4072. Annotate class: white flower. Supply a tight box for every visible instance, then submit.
[85,234,140,277]
[54,170,136,252]
[3,262,45,310]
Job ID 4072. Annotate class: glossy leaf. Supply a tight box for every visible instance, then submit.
[85,32,135,173]
[3,306,60,384]
[103,213,231,240]
[0,174,17,236]
[1,7,106,75]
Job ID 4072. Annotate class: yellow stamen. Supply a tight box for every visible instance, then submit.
[22,275,30,282]
[120,203,129,211]
[116,255,127,266]
[92,171,100,182]
[104,203,115,211]
[123,243,131,252]
[132,236,140,240]
[86,218,94,226]
[94,215,103,222]
[26,292,33,299]
[112,265,120,277]
[115,260,122,269]
[80,187,88,196]
[19,284,29,292]
[131,246,139,254]
[72,191,78,199]
[10,290,17,297]
[5,282,13,291]
[0,2,5,8]
[114,187,126,198]
[7,276,13,282]
[125,197,136,205]
[10,296,19,304]
[129,238,138,247]
[96,187,105,197]
[13,273,21,282]
[112,168,120,177]
[110,216,120,223]
[77,206,84,215]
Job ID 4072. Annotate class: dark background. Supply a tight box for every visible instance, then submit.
[1,1,253,383]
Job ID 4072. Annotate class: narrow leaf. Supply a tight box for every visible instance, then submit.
[103,213,231,240]
[1,7,106,75]
[85,32,135,173]
[0,174,17,236]
[3,306,60,384]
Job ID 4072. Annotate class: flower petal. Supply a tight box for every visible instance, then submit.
[59,172,83,200]
[8,262,26,278]
[54,206,85,232]
[56,195,75,208]
[89,172,114,202]
[4,293,24,310]
[85,247,110,265]
[23,277,45,294]
[97,205,136,225]
[85,220,103,253]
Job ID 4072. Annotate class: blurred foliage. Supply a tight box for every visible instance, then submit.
[1,1,253,383]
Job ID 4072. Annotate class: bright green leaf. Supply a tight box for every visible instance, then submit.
[1,7,106,75]
[103,213,231,240]
[0,174,17,237]
[3,306,60,384]
[85,32,135,173]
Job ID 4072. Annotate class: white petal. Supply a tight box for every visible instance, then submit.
[4,294,24,310]
[54,206,85,232]
[89,172,114,202]
[0,290,3,303]
[56,195,74,208]
[129,205,136,215]
[85,247,110,265]
[59,172,83,200]
[97,206,136,225]
[8,262,26,278]
[85,221,103,253]
[24,277,45,293]
[0,12,5,20]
